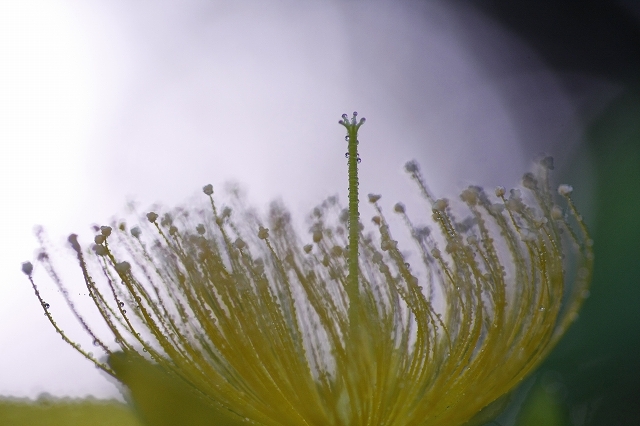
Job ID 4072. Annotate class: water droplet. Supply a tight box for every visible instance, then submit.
[539,307,546,312]
[42,302,50,309]
[93,339,99,346]
[118,302,124,307]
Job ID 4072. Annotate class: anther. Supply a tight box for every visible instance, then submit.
[460,188,478,205]
[368,194,381,203]
[68,234,81,253]
[100,226,112,237]
[115,261,131,273]
[234,238,246,249]
[93,245,108,256]
[258,227,269,240]
[21,261,33,276]
[433,199,449,212]
[522,173,537,190]
[404,161,419,174]
[558,184,573,196]
[551,206,563,220]
[146,212,158,223]
[202,184,214,196]
[541,156,554,170]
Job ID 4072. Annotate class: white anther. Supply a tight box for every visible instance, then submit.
[433,199,449,212]
[558,184,573,196]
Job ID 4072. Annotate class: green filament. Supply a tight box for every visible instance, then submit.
[339,112,366,330]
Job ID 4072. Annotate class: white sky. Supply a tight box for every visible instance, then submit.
[0,0,587,399]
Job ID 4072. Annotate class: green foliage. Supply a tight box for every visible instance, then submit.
[515,383,567,426]
[0,397,142,426]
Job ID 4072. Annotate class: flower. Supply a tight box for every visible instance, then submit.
[23,114,592,426]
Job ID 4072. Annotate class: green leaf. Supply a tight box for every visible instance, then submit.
[109,352,246,426]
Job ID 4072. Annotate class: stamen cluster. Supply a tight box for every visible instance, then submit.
[22,117,592,426]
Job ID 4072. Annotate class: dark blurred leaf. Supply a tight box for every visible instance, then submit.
[463,392,513,426]
[109,351,246,426]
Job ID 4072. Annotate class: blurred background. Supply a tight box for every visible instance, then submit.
[1,0,638,424]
